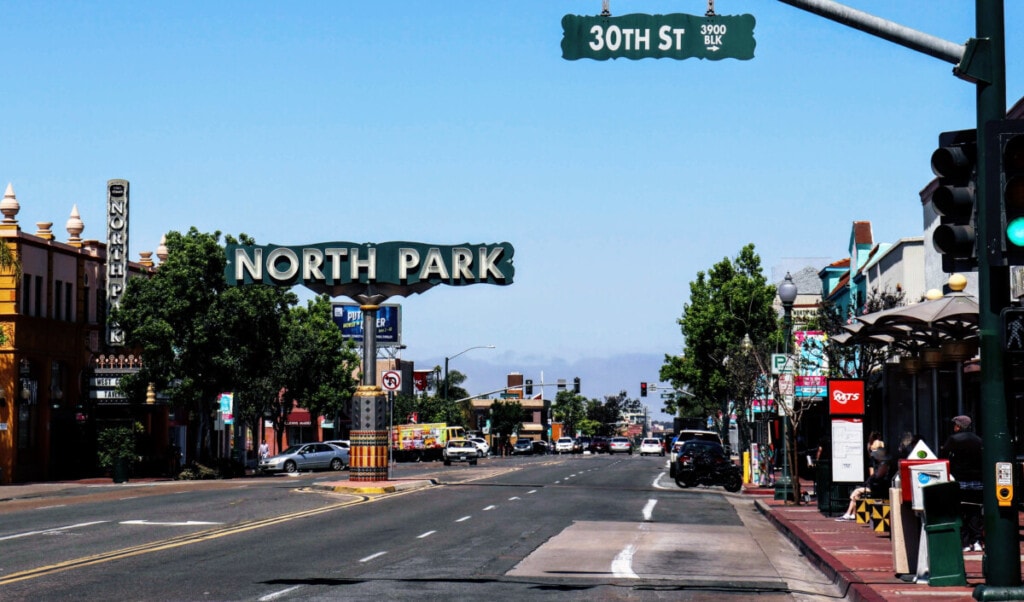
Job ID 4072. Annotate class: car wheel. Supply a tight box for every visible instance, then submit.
[724,473,743,493]
[329,458,343,471]
[284,460,297,474]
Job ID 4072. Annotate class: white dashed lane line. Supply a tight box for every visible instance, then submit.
[455,516,471,522]
[359,551,387,563]
[642,499,657,522]
[417,530,436,539]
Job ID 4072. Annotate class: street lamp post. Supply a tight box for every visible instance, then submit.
[444,345,495,400]
[775,272,798,502]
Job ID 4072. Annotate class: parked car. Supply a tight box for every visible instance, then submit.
[532,440,551,455]
[669,430,723,477]
[639,438,665,456]
[468,437,490,457]
[554,437,575,454]
[323,439,350,450]
[258,442,348,474]
[512,439,534,455]
[674,440,728,473]
[443,439,479,466]
[573,436,592,454]
[589,437,610,454]
[608,436,633,455]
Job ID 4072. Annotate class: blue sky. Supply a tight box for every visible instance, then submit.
[2,2,1022,420]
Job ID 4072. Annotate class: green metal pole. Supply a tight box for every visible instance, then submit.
[973,1,1022,597]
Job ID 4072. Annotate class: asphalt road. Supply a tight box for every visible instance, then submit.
[0,454,845,601]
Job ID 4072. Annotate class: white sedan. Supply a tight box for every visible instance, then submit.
[468,437,490,457]
[639,438,665,456]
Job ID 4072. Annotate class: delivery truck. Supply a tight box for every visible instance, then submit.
[391,423,466,462]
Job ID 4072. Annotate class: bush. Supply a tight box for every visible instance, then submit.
[97,423,143,470]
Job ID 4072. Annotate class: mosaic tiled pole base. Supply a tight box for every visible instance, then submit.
[349,385,389,481]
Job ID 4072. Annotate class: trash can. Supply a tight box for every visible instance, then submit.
[112,457,130,484]
[921,480,966,586]
[815,459,848,515]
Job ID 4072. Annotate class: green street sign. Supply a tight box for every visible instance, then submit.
[561,13,755,61]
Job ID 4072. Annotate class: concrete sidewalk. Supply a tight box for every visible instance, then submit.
[749,486,1023,601]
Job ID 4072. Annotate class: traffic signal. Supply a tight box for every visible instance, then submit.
[987,120,1024,266]
[930,129,978,273]
[525,379,533,396]
[640,382,648,397]
[573,377,580,394]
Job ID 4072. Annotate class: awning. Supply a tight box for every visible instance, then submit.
[285,410,312,426]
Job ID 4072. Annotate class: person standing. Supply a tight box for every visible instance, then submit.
[940,415,984,551]
[259,441,270,461]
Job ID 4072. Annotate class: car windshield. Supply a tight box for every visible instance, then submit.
[280,445,304,455]
[642,439,660,445]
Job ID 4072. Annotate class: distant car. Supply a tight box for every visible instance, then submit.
[608,437,633,455]
[512,439,534,455]
[323,439,350,450]
[258,442,348,474]
[573,436,592,454]
[468,437,490,457]
[554,437,575,454]
[669,430,723,477]
[443,439,479,466]
[532,440,551,455]
[639,438,665,456]
[589,437,610,454]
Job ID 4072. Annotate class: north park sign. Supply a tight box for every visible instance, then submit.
[225,241,514,297]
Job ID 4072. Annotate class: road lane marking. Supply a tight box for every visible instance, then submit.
[259,585,303,601]
[455,515,471,522]
[359,551,387,562]
[0,495,372,585]
[417,530,436,539]
[642,499,657,522]
[483,505,496,511]
[611,543,638,578]
[527,490,537,494]
[120,520,222,526]
[652,471,669,489]
[509,496,521,501]
[0,521,109,541]
[35,504,67,510]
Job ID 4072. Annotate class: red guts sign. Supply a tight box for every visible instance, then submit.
[828,379,865,415]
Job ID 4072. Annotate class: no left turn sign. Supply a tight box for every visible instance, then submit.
[382,370,402,391]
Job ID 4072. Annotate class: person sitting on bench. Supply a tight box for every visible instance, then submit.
[836,448,893,521]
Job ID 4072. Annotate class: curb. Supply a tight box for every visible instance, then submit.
[308,478,437,495]
[753,499,886,602]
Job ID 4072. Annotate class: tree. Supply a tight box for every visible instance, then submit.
[552,390,586,437]
[390,368,470,427]
[489,399,523,455]
[659,244,779,453]
[275,295,360,449]
[809,286,904,384]
[113,228,295,464]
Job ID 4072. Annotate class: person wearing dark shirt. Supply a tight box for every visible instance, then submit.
[940,415,984,551]
[836,448,893,521]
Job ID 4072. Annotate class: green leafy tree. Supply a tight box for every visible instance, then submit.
[659,244,779,452]
[274,295,361,450]
[113,228,295,464]
[552,390,587,437]
[489,399,523,454]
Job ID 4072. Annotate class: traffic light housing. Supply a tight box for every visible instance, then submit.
[573,377,580,394]
[987,120,1024,266]
[525,379,533,396]
[931,129,978,273]
[640,382,647,397]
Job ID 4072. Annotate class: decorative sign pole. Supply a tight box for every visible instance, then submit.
[226,241,514,481]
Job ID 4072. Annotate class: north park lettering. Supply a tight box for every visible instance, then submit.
[225,241,515,287]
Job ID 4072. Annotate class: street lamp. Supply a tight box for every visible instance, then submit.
[444,345,495,400]
[775,272,798,502]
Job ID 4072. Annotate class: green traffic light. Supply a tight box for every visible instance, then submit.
[1008,216,1024,247]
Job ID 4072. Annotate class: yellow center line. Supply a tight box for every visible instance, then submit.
[0,495,371,585]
